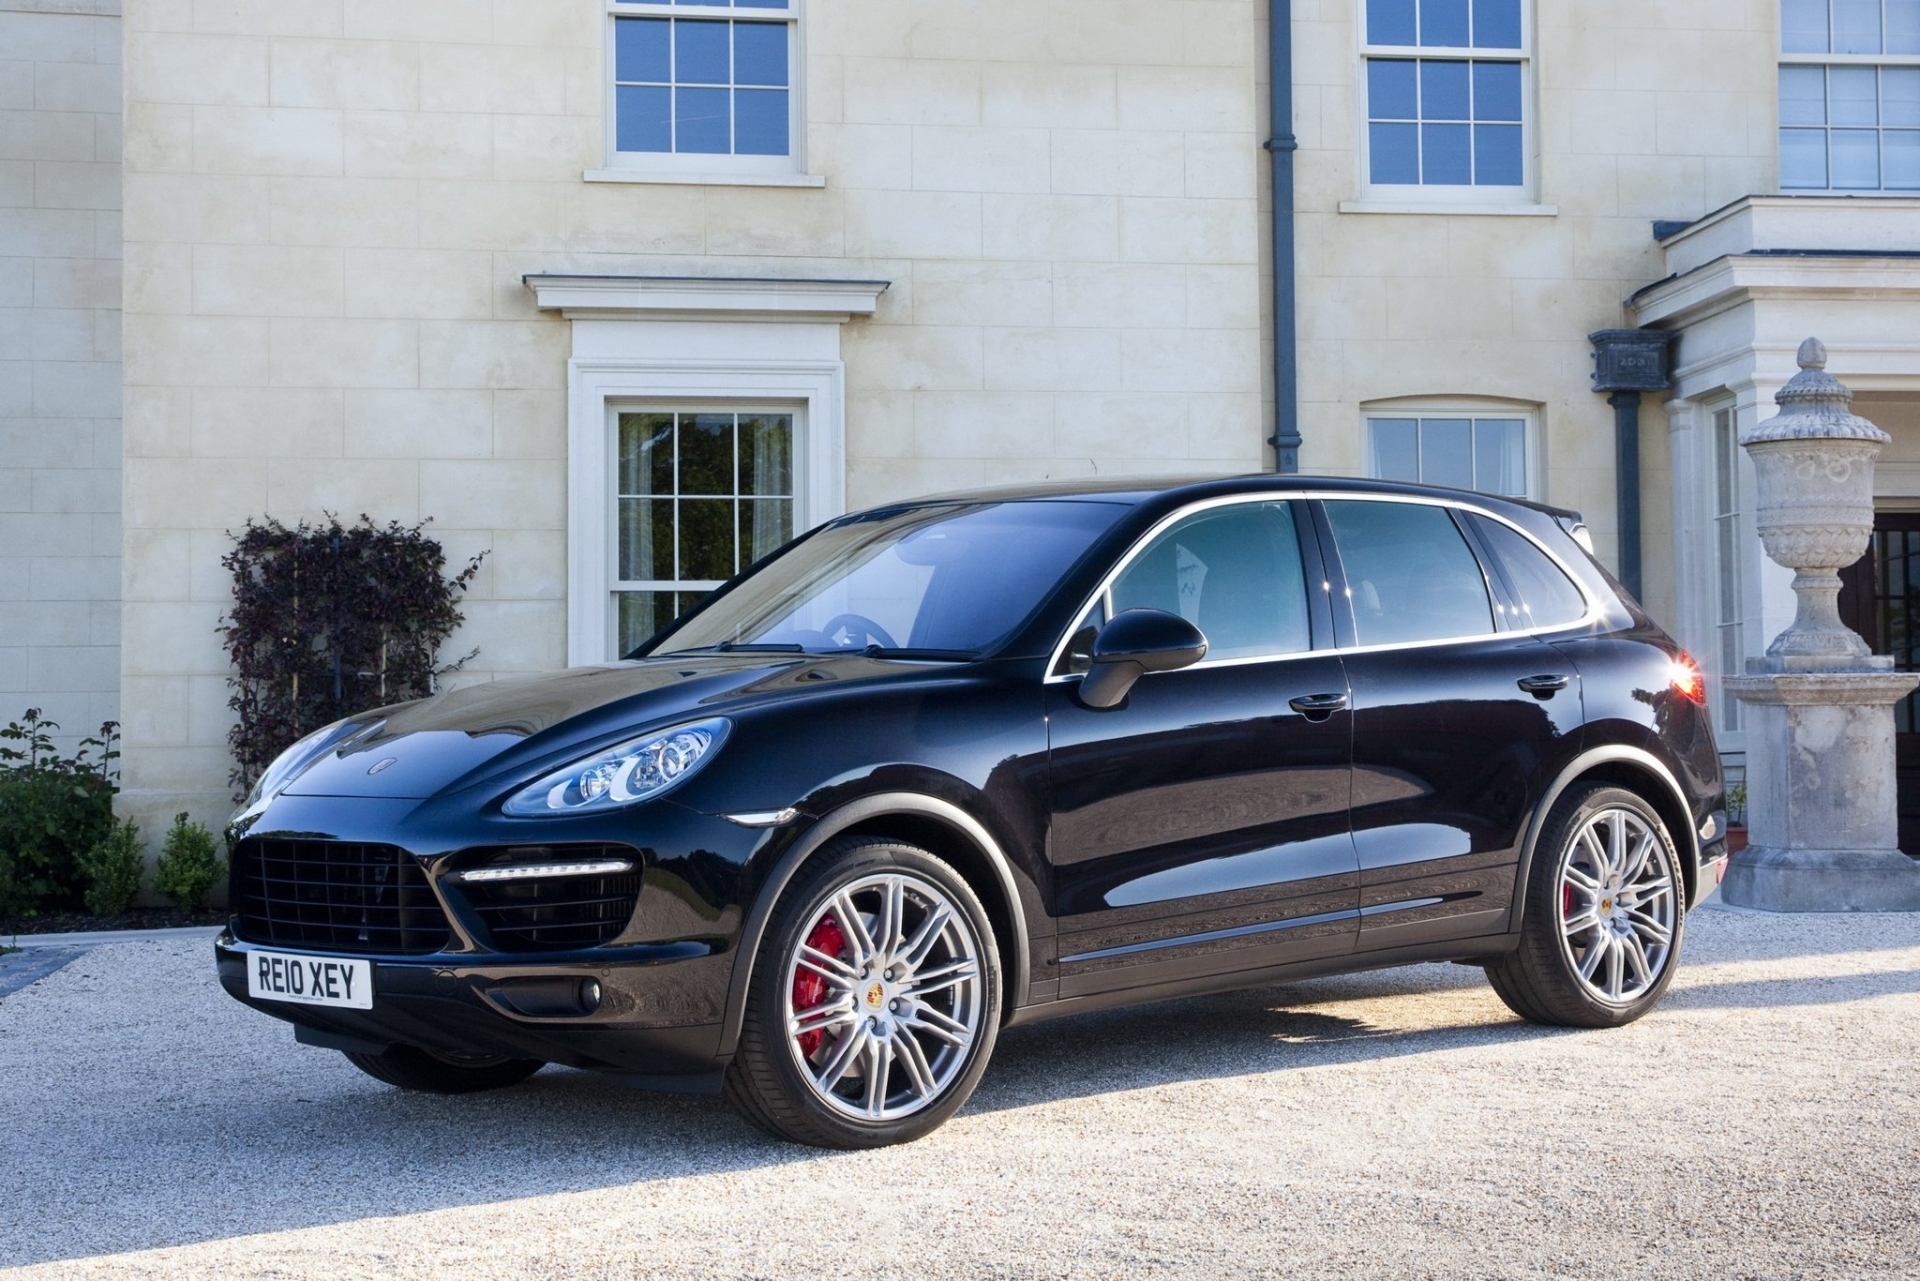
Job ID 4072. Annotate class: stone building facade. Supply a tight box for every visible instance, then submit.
[1,0,123,761]
[0,0,1916,846]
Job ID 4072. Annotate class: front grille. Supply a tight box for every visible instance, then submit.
[233,839,452,955]
[452,847,642,952]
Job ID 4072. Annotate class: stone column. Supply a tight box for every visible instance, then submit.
[1723,339,1920,911]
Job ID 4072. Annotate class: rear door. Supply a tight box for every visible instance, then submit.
[1045,498,1358,997]
[1317,498,1585,951]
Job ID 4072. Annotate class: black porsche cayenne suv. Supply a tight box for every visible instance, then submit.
[217,475,1727,1148]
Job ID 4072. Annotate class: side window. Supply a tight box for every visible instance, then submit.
[1323,500,1494,645]
[1466,513,1589,630]
[1108,502,1312,661]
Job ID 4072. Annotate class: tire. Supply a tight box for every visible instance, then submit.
[343,1044,544,1094]
[724,836,1002,1149]
[1486,784,1687,1029]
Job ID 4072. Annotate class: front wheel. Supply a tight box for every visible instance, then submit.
[724,837,1002,1148]
[344,1044,544,1094]
[1486,784,1686,1028]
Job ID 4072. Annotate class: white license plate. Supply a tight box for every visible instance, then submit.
[246,951,373,1010]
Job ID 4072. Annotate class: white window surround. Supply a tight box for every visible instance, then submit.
[1359,398,1542,499]
[597,0,819,186]
[1354,0,1539,209]
[525,274,889,665]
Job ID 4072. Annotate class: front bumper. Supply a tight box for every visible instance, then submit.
[216,790,787,1080]
[216,931,731,1077]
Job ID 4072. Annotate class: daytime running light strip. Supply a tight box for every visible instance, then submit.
[457,859,636,883]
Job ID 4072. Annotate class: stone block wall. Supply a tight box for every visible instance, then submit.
[117,0,1269,828]
[0,0,123,759]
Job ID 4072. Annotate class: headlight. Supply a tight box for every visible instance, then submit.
[502,718,730,817]
[245,718,381,807]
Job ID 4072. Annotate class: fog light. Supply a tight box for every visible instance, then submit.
[580,979,602,1013]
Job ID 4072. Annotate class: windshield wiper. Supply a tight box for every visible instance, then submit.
[664,642,806,655]
[859,646,974,661]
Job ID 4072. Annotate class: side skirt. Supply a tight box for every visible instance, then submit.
[1003,932,1522,1027]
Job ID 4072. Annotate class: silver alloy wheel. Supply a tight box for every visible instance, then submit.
[781,871,984,1122]
[1555,804,1678,1005]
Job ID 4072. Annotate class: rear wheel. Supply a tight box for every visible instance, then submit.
[724,837,1001,1149]
[344,1044,544,1094]
[1487,784,1685,1028]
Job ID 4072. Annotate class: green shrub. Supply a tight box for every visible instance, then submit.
[79,817,144,917]
[0,711,119,918]
[154,812,223,912]
[222,514,483,800]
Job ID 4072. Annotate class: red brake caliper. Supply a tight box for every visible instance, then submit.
[792,915,848,1059]
[1563,883,1575,919]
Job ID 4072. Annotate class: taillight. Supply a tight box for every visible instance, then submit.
[1670,652,1705,704]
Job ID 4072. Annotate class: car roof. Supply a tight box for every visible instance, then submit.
[900,473,1584,524]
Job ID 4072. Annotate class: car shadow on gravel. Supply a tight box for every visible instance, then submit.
[4,964,1553,1269]
[1662,965,1920,1009]
[969,965,1567,1114]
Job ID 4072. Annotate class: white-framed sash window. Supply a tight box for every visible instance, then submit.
[1363,405,1536,498]
[525,273,887,666]
[611,404,801,654]
[1780,0,1920,190]
[601,0,805,179]
[1358,0,1534,203]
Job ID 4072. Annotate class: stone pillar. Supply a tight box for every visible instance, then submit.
[1723,339,1920,911]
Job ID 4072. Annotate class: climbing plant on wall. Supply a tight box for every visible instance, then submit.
[221,515,485,799]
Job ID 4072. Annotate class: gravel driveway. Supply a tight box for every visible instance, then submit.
[2,907,1916,1279]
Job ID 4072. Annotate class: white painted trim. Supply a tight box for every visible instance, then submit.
[525,274,887,321]
[1631,254,1920,330]
[566,356,848,665]
[1338,201,1555,216]
[583,168,826,187]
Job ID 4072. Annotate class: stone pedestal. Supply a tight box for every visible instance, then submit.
[1720,338,1920,911]
[1722,668,1920,911]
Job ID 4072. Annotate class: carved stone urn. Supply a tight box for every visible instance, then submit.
[1722,338,1920,911]
[1740,337,1888,670]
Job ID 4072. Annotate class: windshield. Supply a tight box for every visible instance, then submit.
[647,500,1128,659]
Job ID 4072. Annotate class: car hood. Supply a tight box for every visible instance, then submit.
[282,652,941,801]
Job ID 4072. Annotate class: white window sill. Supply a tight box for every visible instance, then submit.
[1339,200,1557,217]
[584,168,827,188]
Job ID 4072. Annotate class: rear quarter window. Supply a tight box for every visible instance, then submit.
[1466,513,1590,630]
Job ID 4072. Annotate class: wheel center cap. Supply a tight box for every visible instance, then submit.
[864,981,886,1009]
[1601,896,1614,913]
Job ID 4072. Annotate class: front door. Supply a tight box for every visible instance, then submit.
[1317,497,1586,950]
[1045,498,1358,998]
[1839,512,1920,856]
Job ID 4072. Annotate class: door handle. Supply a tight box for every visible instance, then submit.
[1517,674,1571,696]
[1289,691,1349,717]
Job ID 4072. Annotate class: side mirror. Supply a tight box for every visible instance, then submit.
[1077,608,1208,709]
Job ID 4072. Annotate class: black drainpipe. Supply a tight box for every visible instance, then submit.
[1588,328,1677,602]
[1266,0,1299,473]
